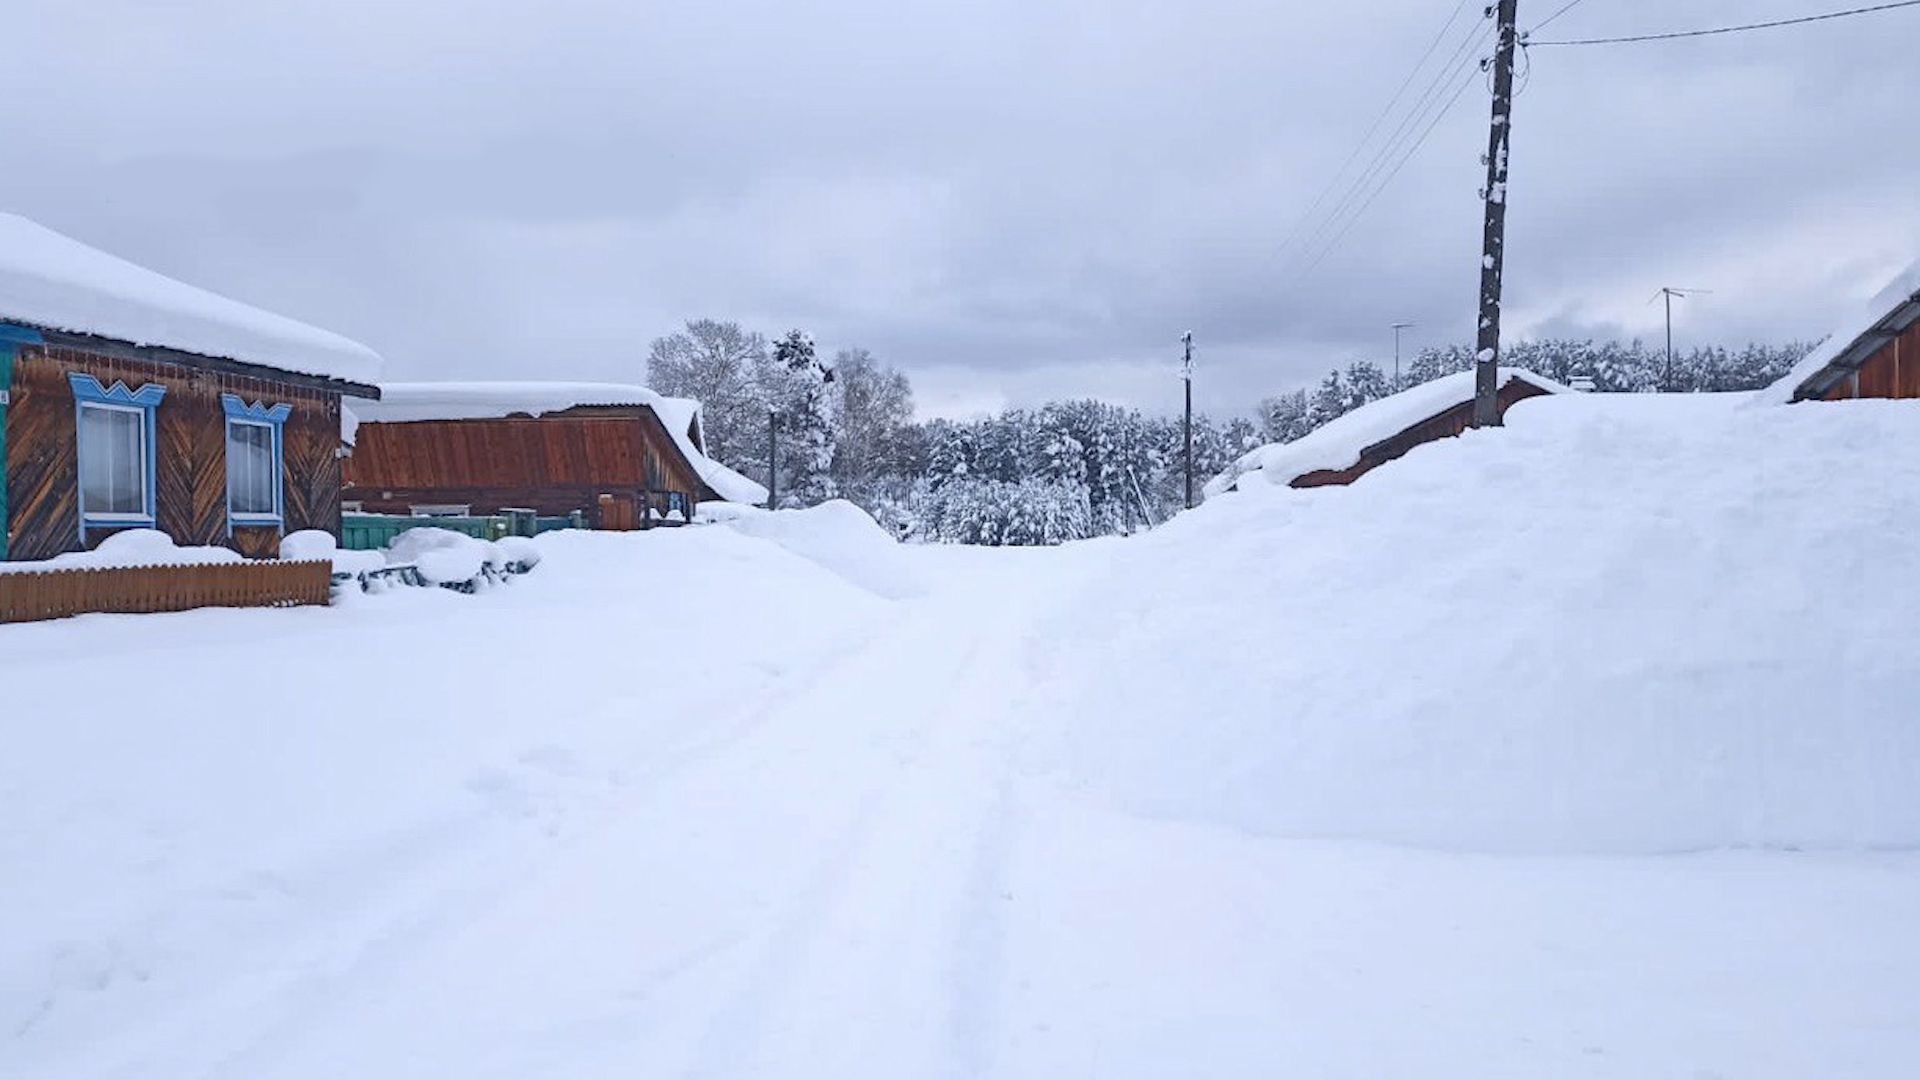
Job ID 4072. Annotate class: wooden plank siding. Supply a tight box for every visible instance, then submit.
[1292,378,1554,488]
[5,343,345,561]
[1822,321,1920,400]
[342,409,704,526]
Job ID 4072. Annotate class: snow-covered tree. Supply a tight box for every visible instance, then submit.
[644,319,769,475]
[829,347,916,504]
[766,329,837,506]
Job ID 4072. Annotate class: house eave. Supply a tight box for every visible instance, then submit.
[1792,291,1920,402]
[31,326,382,400]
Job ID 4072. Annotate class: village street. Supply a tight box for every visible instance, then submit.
[12,393,1920,1080]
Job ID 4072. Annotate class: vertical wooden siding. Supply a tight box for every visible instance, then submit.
[0,559,332,623]
[5,345,343,561]
[1822,322,1920,400]
[342,413,703,518]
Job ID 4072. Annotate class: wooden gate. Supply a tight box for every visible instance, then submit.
[597,494,638,532]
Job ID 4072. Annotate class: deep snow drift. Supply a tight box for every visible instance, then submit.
[1037,391,1920,853]
[6,394,1920,1078]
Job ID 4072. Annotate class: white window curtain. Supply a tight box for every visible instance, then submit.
[79,404,148,518]
[227,421,278,518]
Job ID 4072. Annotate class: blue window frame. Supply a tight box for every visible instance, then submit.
[668,491,689,519]
[221,394,291,532]
[69,374,166,542]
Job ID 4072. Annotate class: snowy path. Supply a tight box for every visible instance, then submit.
[224,549,1099,1080]
[11,421,1920,1080]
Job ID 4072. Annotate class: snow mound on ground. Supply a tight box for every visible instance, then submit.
[281,529,385,575]
[385,527,508,585]
[1036,393,1920,854]
[694,500,761,525]
[724,500,927,599]
[0,529,244,572]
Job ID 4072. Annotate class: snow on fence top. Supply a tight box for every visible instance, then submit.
[1758,258,1920,405]
[360,381,770,506]
[1205,368,1568,497]
[0,213,382,387]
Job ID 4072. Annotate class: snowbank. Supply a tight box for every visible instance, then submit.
[694,500,763,525]
[360,381,768,505]
[1206,367,1567,496]
[281,529,385,575]
[384,527,506,586]
[0,529,243,572]
[2,524,890,1078]
[0,213,381,385]
[724,499,926,599]
[1757,258,1920,404]
[1040,392,1920,854]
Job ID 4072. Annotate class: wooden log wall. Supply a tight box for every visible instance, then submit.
[5,344,343,562]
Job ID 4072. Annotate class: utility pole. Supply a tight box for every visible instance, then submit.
[1181,332,1195,510]
[766,408,778,509]
[1653,287,1708,392]
[1473,0,1521,428]
[1391,322,1415,387]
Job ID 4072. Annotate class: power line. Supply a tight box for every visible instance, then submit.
[1530,0,1920,46]
[1529,0,1594,35]
[1285,22,1494,277]
[1272,0,1480,268]
[1289,62,1484,282]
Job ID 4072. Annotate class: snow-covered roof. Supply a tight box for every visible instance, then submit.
[358,381,770,506]
[1758,259,1920,405]
[340,400,362,448]
[1205,367,1568,497]
[0,213,382,388]
[655,397,705,452]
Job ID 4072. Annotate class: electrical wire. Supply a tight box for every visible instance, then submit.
[1289,64,1484,283]
[1271,0,1479,268]
[1530,0,1920,45]
[1285,20,1495,275]
[1528,0,1594,36]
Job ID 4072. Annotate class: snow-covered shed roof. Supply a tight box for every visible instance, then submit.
[358,381,770,506]
[0,213,382,389]
[1759,259,1920,405]
[1205,367,1568,497]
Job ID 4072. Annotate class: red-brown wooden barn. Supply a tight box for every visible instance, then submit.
[1767,262,1920,403]
[1206,368,1566,496]
[0,214,383,563]
[342,383,767,530]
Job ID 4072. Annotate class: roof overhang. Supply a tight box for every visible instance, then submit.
[1791,287,1920,402]
[37,327,381,399]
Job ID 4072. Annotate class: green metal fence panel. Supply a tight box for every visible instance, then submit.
[339,513,582,551]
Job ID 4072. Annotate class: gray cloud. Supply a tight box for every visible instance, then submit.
[3,0,1915,419]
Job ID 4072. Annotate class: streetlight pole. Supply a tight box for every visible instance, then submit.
[1392,322,1415,388]
[766,408,778,509]
[1181,332,1195,510]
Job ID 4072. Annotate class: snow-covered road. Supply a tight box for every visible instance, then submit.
[9,394,1920,1077]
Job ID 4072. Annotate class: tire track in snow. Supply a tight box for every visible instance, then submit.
[678,554,1101,1079]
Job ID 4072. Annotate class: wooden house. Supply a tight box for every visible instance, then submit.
[342,382,767,530]
[0,214,382,562]
[1766,262,1920,402]
[1206,368,1565,496]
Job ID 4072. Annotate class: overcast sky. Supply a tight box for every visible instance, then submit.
[4,0,1917,418]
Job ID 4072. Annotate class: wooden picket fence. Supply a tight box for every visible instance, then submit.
[0,559,332,625]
